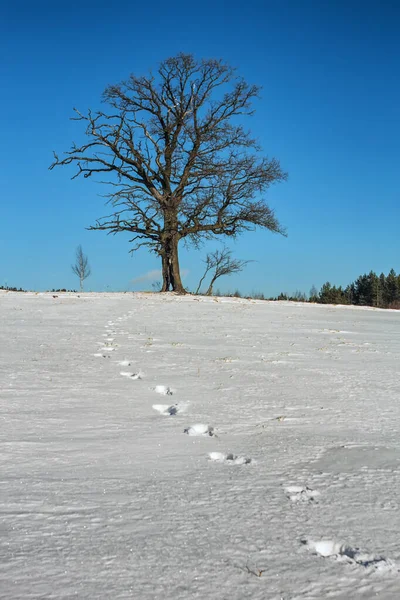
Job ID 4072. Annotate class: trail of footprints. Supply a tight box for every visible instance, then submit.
[93,315,253,466]
[284,482,397,571]
[284,485,320,504]
[93,313,397,578]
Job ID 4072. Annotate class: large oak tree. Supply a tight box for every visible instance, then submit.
[51,54,287,293]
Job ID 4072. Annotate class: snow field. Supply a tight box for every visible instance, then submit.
[1,291,400,599]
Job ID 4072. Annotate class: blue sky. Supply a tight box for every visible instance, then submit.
[1,0,399,295]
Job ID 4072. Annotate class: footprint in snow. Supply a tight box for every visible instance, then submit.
[184,424,214,436]
[153,385,174,396]
[285,486,320,504]
[153,403,184,416]
[209,451,252,465]
[302,539,397,572]
[120,371,142,380]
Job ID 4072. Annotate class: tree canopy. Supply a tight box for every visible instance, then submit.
[51,54,287,292]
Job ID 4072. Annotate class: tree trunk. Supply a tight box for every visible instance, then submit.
[160,229,185,294]
[195,268,209,295]
[205,274,218,296]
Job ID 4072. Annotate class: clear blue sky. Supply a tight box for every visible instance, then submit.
[1,0,399,295]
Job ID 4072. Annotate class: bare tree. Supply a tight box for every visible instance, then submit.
[72,245,91,291]
[51,54,287,293]
[195,247,250,295]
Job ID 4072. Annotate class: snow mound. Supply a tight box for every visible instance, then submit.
[208,451,252,464]
[154,385,174,395]
[184,424,214,436]
[120,371,142,379]
[285,485,320,503]
[152,403,184,416]
[302,539,397,571]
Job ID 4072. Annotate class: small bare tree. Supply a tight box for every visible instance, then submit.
[195,247,250,295]
[72,245,91,291]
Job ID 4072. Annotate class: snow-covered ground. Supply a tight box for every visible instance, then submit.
[1,291,400,599]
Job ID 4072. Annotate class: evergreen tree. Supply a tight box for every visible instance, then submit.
[344,283,355,304]
[369,271,382,307]
[319,282,335,304]
[353,272,379,306]
[318,282,348,305]
[379,273,387,306]
[385,269,399,306]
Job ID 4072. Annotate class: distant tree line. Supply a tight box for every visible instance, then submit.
[274,268,400,309]
[0,285,26,292]
[3,266,400,310]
